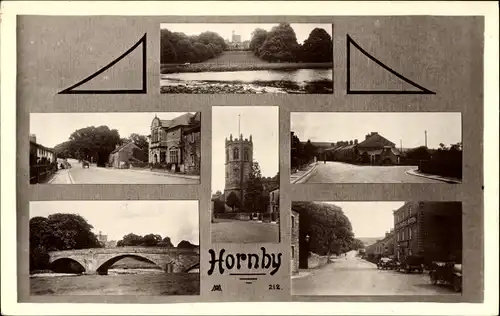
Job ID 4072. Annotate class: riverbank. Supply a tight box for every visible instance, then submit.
[161,62,332,74]
[31,273,200,295]
[161,79,333,94]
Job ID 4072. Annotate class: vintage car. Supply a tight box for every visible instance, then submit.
[394,255,425,273]
[377,257,394,270]
[82,160,90,168]
[429,261,462,292]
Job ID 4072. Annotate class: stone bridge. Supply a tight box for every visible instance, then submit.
[48,247,200,275]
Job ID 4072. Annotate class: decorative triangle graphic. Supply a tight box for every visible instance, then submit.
[58,33,147,94]
[346,34,435,95]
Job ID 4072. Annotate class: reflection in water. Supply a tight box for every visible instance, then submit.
[162,68,332,83]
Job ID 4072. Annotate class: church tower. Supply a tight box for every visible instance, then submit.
[224,133,253,208]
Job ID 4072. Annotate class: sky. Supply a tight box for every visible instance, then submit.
[323,201,405,238]
[291,112,462,149]
[30,200,199,245]
[160,23,332,44]
[30,112,193,148]
[212,106,279,193]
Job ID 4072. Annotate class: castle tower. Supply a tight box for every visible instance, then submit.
[224,133,253,209]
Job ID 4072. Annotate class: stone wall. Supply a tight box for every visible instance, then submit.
[307,252,329,269]
[291,210,300,274]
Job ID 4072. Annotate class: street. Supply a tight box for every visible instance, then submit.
[211,218,280,243]
[305,161,444,183]
[49,159,199,184]
[292,251,459,296]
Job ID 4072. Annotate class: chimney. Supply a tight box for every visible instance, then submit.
[365,134,370,140]
[349,140,353,145]
[354,139,358,144]
[29,134,37,143]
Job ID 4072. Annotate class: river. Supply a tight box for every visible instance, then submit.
[160,68,333,94]
[31,270,200,295]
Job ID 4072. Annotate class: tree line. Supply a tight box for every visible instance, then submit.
[292,201,365,258]
[161,29,226,64]
[291,133,318,171]
[53,126,149,167]
[250,23,333,63]
[116,233,197,249]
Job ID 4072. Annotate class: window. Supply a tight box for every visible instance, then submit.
[409,227,412,240]
[226,150,229,162]
[244,148,249,161]
[169,149,178,164]
[397,232,400,241]
[291,215,295,229]
[402,230,405,240]
[233,148,239,160]
[291,246,295,258]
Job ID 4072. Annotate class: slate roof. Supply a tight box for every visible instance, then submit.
[110,142,139,154]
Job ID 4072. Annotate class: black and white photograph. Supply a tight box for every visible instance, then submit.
[291,201,463,296]
[29,112,201,184]
[29,200,200,296]
[290,112,462,184]
[160,23,333,94]
[211,106,280,243]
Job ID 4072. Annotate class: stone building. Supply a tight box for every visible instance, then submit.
[148,112,201,175]
[291,209,300,274]
[96,231,108,245]
[224,133,254,204]
[365,230,395,260]
[182,113,201,175]
[108,142,143,168]
[393,201,462,264]
[321,132,401,165]
[29,134,56,165]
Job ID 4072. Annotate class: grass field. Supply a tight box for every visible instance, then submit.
[161,51,332,74]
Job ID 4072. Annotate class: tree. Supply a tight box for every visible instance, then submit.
[118,233,143,247]
[160,39,178,63]
[292,201,355,257]
[213,199,226,214]
[304,140,317,163]
[57,125,121,166]
[225,191,241,212]
[29,214,102,271]
[249,28,269,54]
[141,233,162,247]
[301,28,333,62]
[177,240,197,249]
[243,162,265,213]
[157,236,174,248]
[405,146,431,161]
[127,133,149,162]
[258,23,301,62]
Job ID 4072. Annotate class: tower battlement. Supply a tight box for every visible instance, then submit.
[225,133,253,146]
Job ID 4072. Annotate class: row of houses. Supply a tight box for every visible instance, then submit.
[365,202,462,265]
[309,132,402,165]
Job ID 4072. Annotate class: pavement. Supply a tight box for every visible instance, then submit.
[290,162,318,184]
[406,169,462,184]
[292,251,459,296]
[211,218,280,243]
[48,159,199,184]
[303,161,447,183]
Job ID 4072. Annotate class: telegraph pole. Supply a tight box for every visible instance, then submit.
[424,130,428,148]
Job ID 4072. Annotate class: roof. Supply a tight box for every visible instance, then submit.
[358,132,395,148]
[110,142,139,154]
[156,112,201,130]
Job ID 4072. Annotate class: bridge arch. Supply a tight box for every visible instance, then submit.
[50,257,86,274]
[95,253,166,275]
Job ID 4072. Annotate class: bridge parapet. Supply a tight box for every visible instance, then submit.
[49,246,199,257]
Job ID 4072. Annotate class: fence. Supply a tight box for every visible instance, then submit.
[30,164,57,184]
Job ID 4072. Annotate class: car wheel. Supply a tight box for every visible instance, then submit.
[430,272,438,285]
[453,277,462,292]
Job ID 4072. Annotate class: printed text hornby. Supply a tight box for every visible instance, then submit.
[208,247,282,276]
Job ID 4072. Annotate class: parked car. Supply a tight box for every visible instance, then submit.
[429,261,462,292]
[377,257,395,270]
[82,160,90,168]
[394,255,425,273]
